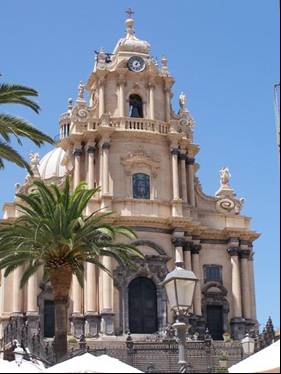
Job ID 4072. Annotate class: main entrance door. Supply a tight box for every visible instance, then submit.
[206,305,224,340]
[129,277,158,334]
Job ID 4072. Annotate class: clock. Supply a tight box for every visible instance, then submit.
[127,56,146,72]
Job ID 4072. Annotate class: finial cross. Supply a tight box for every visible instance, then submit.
[126,8,134,18]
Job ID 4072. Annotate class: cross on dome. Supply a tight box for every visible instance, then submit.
[126,8,134,19]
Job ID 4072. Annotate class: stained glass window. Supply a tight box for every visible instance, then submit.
[133,173,150,199]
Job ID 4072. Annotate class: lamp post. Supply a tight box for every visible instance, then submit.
[161,266,198,373]
[241,333,255,357]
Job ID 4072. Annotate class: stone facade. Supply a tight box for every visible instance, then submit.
[0,14,260,342]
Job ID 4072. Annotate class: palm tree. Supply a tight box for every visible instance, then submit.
[0,177,142,361]
[0,82,54,172]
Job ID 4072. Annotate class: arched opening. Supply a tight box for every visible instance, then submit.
[129,277,158,334]
[133,173,150,199]
[129,94,144,118]
[202,282,229,340]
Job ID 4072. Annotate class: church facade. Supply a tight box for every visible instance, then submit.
[0,14,260,342]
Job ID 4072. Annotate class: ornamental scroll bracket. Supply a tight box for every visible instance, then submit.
[215,167,245,215]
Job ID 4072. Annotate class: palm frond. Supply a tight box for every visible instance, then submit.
[0,114,54,146]
[0,141,31,172]
[0,83,40,113]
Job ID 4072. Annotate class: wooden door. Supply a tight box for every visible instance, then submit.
[206,305,224,340]
[129,277,158,334]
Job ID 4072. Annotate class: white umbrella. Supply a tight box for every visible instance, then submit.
[43,352,143,373]
[0,358,44,373]
[228,339,280,373]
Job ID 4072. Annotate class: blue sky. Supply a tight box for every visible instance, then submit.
[0,1,280,329]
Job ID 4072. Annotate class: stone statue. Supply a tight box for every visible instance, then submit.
[15,183,21,194]
[219,167,231,187]
[179,92,187,111]
[29,152,40,178]
[77,81,85,100]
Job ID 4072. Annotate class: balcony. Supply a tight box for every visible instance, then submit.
[58,117,170,140]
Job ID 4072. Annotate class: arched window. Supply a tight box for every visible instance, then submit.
[129,277,158,334]
[129,94,144,118]
[133,173,150,199]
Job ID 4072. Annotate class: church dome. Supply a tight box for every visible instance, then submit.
[39,147,67,180]
[114,18,150,55]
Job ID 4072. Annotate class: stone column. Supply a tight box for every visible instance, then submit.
[85,262,99,337]
[149,82,155,120]
[98,78,105,117]
[100,256,114,335]
[187,157,196,206]
[249,250,257,321]
[12,207,23,320]
[184,242,192,270]
[171,148,179,200]
[179,152,188,203]
[12,268,23,315]
[118,76,125,118]
[191,244,202,316]
[73,146,82,188]
[71,145,84,336]
[102,141,110,195]
[27,274,38,314]
[165,86,171,122]
[228,247,242,318]
[87,142,96,189]
[26,273,39,336]
[240,250,252,319]
[172,237,185,268]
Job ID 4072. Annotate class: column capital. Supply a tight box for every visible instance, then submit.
[227,247,240,256]
[186,157,195,165]
[240,250,251,259]
[117,74,127,86]
[184,241,193,251]
[172,237,186,248]
[101,142,111,150]
[191,244,202,254]
[87,142,96,154]
[179,153,187,161]
[171,147,179,155]
[73,148,83,157]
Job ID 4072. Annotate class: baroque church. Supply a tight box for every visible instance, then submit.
[0,13,260,343]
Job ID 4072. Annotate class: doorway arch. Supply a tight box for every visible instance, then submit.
[128,277,158,334]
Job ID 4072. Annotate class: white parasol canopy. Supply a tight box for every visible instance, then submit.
[43,353,143,373]
[0,358,44,372]
[228,339,280,373]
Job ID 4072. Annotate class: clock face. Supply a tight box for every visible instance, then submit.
[128,56,146,72]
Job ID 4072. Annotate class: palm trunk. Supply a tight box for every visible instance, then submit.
[49,268,72,362]
[53,297,68,362]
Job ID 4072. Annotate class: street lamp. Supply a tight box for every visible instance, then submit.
[13,341,24,366]
[162,266,198,372]
[241,333,255,357]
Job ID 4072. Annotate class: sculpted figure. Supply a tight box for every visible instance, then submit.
[179,92,187,111]
[219,167,231,187]
[29,152,40,178]
[78,81,85,100]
